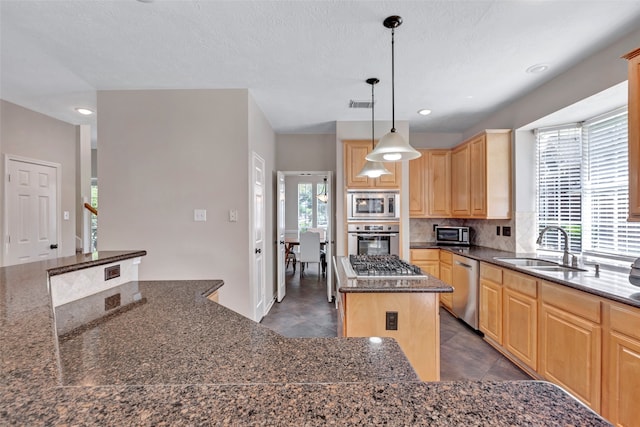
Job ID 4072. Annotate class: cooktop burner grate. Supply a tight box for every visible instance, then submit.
[349,254,423,277]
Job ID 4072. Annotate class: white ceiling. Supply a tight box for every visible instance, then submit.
[1,0,639,137]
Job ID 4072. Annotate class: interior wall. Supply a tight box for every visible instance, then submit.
[76,125,91,252]
[465,26,640,137]
[97,89,254,319]
[275,134,336,172]
[248,92,276,313]
[0,100,78,262]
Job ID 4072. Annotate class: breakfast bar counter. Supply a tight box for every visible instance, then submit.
[1,253,610,425]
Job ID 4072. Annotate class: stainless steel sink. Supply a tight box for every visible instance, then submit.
[493,257,558,267]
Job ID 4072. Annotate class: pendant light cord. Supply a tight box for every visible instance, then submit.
[391,26,396,132]
[371,80,375,145]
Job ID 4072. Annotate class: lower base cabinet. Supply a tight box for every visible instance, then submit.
[439,251,453,310]
[502,271,537,371]
[605,302,640,426]
[479,262,503,344]
[338,291,440,381]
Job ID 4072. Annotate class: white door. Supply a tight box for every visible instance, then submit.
[324,172,333,303]
[251,153,266,321]
[5,157,60,266]
[276,172,286,302]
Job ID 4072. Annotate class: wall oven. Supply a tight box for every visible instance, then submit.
[347,223,400,256]
[347,191,399,221]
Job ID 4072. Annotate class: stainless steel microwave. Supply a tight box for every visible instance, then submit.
[435,226,471,246]
[347,191,400,221]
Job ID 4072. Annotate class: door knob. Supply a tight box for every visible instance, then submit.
[255,248,262,254]
[50,244,58,249]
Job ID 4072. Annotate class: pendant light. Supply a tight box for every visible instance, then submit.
[366,15,421,162]
[357,78,392,178]
[316,177,328,203]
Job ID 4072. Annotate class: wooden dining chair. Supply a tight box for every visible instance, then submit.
[299,231,321,278]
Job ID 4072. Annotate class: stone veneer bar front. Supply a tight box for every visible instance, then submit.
[0,251,610,425]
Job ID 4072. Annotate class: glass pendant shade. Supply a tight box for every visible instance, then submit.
[316,178,328,203]
[356,160,392,178]
[366,130,421,162]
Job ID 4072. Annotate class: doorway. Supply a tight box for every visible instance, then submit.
[275,171,334,304]
[4,155,61,266]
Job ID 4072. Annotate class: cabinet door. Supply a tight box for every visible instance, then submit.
[411,249,439,277]
[469,135,487,217]
[375,160,401,188]
[451,143,470,216]
[344,140,373,188]
[540,303,601,411]
[479,278,502,344]
[409,151,428,217]
[608,332,640,426]
[428,150,451,217]
[439,260,452,310]
[503,288,537,370]
[625,49,640,220]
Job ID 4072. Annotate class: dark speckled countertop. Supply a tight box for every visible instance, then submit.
[411,242,640,309]
[1,252,610,425]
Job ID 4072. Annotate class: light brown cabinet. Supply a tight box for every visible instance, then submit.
[624,48,640,220]
[451,130,511,219]
[343,140,401,189]
[409,150,451,218]
[603,301,640,425]
[439,251,453,310]
[502,270,537,370]
[337,290,441,381]
[479,262,503,345]
[539,281,602,412]
[410,249,440,278]
[451,143,471,216]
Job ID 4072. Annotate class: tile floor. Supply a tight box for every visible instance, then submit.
[261,268,531,381]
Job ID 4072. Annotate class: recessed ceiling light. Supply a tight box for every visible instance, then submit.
[75,108,94,115]
[417,109,432,116]
[526,63,549,74]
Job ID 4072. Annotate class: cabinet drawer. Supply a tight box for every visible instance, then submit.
[503,270,537,298]
[439,250,453,264]
[609,302,640,340]
[541,281,601,323]
[410,249,440,262]
[480,262,503,283]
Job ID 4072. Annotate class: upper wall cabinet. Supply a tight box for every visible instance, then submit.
[625,48,640,220]
[343,140,401,189]
[451,130,512,219]
[409,149,451,218]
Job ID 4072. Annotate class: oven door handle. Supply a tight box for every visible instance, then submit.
[350,233,399,237]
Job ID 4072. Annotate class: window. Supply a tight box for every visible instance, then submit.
[298,183,313,232]
[536,107,640,258]
[316,180,328,228]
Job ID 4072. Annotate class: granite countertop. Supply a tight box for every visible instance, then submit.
[411,242,640,309]
[1,254,610,425]
[334,256,454,294]
[46,250,147,276]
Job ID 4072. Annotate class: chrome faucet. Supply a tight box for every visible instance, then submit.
[536,226,574,266]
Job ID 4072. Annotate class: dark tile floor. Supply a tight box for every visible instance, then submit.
[261,268,531,381]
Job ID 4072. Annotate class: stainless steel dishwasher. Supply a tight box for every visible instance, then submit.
[451,254,480,330]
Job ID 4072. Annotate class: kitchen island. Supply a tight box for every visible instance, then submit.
[1,253,610,425]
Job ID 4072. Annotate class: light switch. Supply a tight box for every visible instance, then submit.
[194,209,207,222]
[229,209,238,222]
[63,211,70,220]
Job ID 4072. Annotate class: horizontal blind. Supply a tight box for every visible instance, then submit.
[583,108,640,256]
[536,125,582,252]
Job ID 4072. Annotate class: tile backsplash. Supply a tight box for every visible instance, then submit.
[410,218,517,252]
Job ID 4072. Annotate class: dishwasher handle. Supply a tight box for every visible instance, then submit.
[454,260,473,269]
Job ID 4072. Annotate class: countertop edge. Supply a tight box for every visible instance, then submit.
[47,250,148,276]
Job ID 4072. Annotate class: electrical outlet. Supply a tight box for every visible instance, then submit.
[502,226,511,237]
[229,209,238,222]
[104,265,120,281]
[385,311,398,331]
[433,224,438,232]
[496,226,501,236]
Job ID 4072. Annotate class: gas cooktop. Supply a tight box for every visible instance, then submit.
[349,254,424,277]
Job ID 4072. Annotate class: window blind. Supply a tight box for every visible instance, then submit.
[536,125,583,252]
[582,108,640,256]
